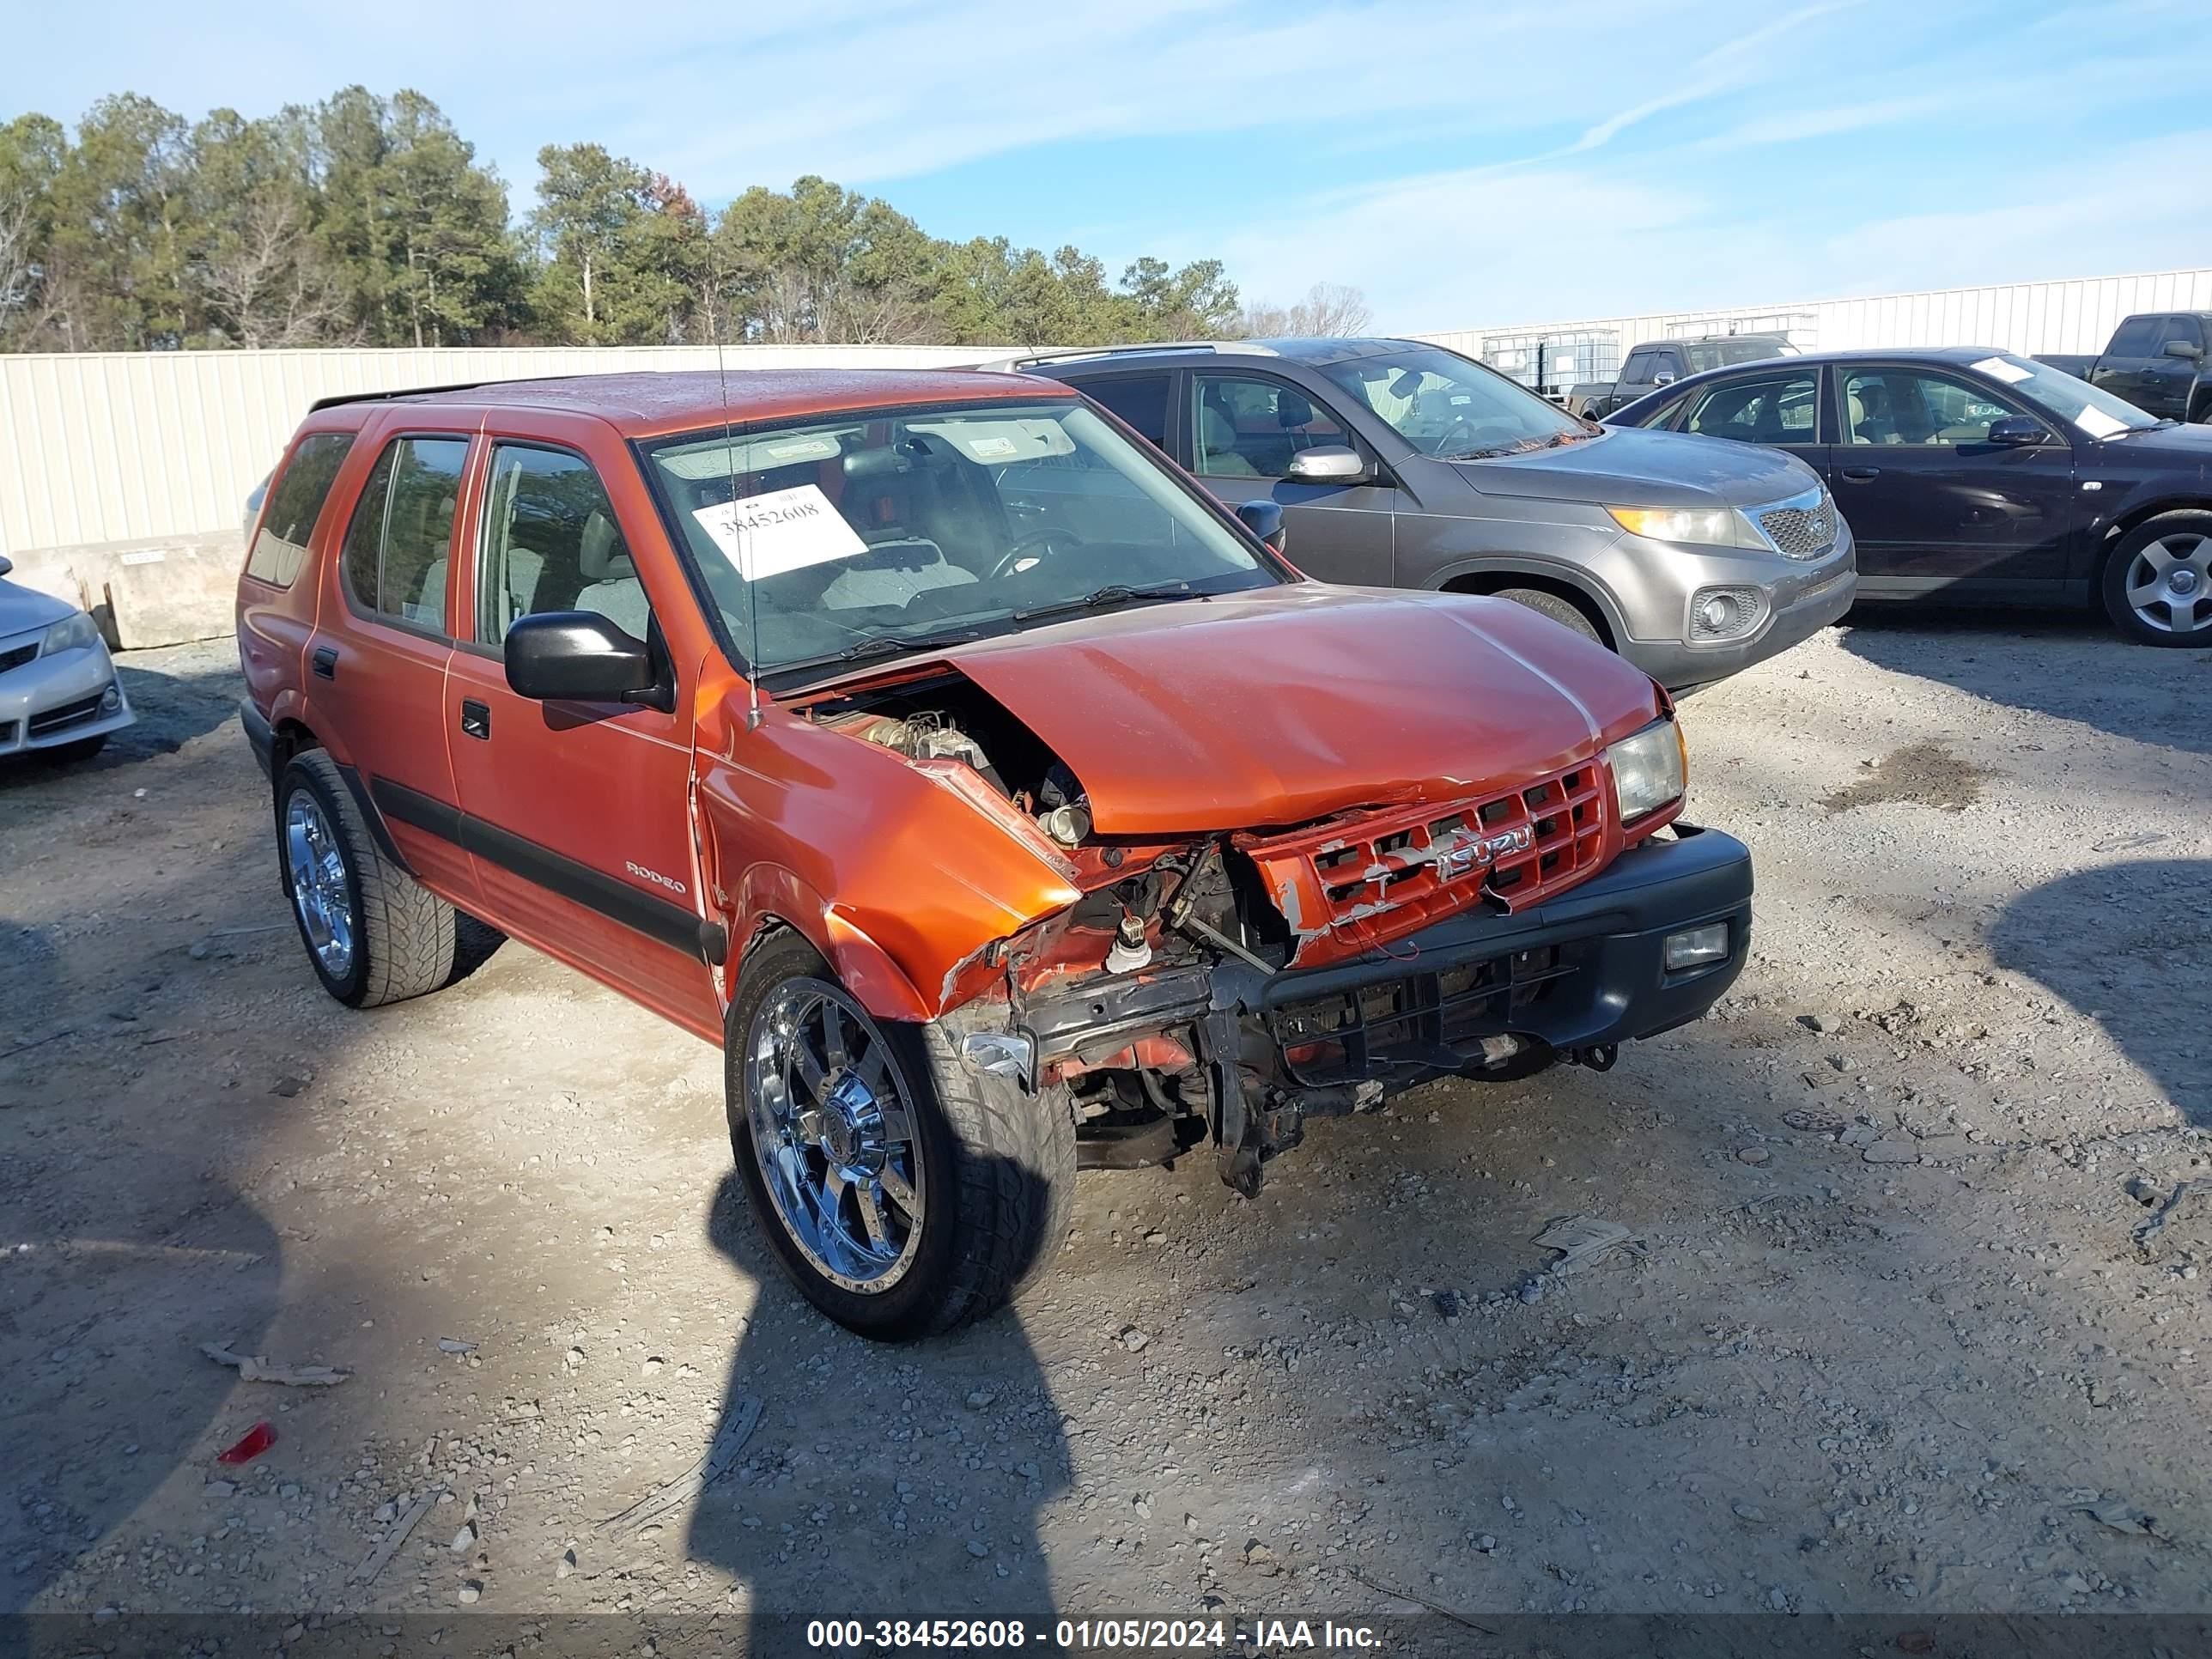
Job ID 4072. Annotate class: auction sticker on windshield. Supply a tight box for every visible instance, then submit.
[693,483,868,580]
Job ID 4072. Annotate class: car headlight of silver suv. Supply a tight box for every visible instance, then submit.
[1605,503,1769,551]
[1607,717,1686,821]
[40,612,101,657]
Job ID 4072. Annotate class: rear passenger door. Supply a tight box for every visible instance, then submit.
[309,425,481,909]
[442,422,720,1035]
[1187,371,1398,586]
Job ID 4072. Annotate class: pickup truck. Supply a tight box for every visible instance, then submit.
[2038,313,2212,423]
[1570,334,1796,418]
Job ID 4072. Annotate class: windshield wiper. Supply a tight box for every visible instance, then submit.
[1011,580,1194,625]
[769,626,988,680]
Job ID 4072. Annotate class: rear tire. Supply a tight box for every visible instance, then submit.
[726,932,1076,1341]
[1492,586,1604,645]
[276,750,458,1006]
[2100,512,2212,647]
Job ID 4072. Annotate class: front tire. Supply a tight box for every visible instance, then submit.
[276,751,459,1006]
[2100,512,2212,647]
[726,932,1076,1341]
[1492,586,1604,645]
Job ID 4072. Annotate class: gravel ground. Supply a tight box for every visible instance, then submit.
[2,615,2209,1647]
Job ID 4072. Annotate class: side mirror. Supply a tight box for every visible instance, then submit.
[1284,445,1370,485]
[1985,416,2045,447]
[505,611,661,706]
[0,555,13,578]
[2164,341,2203,362]
[1235,499,1288,554]
[1652,370,1677,386]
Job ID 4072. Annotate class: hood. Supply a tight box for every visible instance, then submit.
[925,585,1667,836]
[1453,423,1817,509]
[2092,420,2212,468]
[0,576,77,639]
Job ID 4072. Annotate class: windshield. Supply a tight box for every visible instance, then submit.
[641,399,1275,682]
[1683,339,1796,372]
[1980,354,2162,438]
[1319,343,1585,459]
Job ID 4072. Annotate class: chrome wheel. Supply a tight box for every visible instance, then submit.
[284,790,356,981]
[743,981,927,1293]
[2124,532,2212,635]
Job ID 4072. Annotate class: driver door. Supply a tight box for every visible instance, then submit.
[1185,371,1398,586]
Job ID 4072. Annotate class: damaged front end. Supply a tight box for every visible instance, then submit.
[797,662,1753,1199]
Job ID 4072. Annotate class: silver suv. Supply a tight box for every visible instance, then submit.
[1019,337,1856,690]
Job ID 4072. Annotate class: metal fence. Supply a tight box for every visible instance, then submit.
[7,265,2212,563]
[1422,267,2212,390]
[0,343,1002,562]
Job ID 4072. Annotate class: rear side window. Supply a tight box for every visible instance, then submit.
[339,435,470,632]
[1081,375,1170,447]
[246,431,354,587]
[2107,316,2162,356]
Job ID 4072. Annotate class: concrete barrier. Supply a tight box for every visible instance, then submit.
[9,533,241,650]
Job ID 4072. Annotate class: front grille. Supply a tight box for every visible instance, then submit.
[0,640,37,676]
[27,693,103,737]
[1269,943,1580,1085]
[1235,761,1611,963]
[1757,488,1838,560]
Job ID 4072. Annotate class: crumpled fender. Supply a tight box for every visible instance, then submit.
[695,708,1083,1024]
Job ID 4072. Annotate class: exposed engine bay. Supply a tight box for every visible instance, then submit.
[792,663,1656,1198]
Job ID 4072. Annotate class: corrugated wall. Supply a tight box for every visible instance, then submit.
[0,343,1002,560]
[1417,266,2212,372]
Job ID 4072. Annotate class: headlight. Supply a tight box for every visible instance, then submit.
[1605,503,1768,551]
[40,612,101,657]
[1607,717,1686,821]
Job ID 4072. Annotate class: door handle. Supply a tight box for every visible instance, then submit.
[1838,466,1881,481]
[311,646,338,679]
[459,699,490,740]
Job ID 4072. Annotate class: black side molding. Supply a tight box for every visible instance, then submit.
[239,699,275,780]
[368,777,713,963]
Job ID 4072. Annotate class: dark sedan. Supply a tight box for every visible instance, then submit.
[1608,348,2212,646]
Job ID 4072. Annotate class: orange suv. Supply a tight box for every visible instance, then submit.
[237,369,1753,1340]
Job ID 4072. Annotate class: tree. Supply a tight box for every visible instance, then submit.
[310,87,524,347]
[713,176,939,345]
[1237,281,1372,339]
[529,143,707,343]
[183,108,346,346]
[40,94,191,349]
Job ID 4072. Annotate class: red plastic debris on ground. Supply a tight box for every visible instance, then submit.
[216,1421,276,1465]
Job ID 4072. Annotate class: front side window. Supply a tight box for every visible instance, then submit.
[338,435,468,629]
[1080,374,1170,448]
[478,445,647,644]
[1684,370,1820,445]
[1620,349,1655,386]
[1843,370,2025,447]
[1320,343,1584,459]
[1192,374,1349,477]
[2163,315,2205,352]
[246,431,355,587]
[1682,339,1796,373]
[2106,316,2162,357]
[640,399,1274,683]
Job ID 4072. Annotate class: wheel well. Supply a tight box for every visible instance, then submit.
[272,718,319,774]
[1443,572,1614,647]
[2098,501,2212,567]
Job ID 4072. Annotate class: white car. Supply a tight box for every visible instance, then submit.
[0,555,135,762]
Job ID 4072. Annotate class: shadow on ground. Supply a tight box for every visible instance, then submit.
[1990,858,2212,1129]
[1838,607,2212,756]
[687,1172,1068,1653]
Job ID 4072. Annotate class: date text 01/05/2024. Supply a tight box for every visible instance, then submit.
[803,1618,1384,1650]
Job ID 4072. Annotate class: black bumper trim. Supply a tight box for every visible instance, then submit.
[1020,824,1753,1078]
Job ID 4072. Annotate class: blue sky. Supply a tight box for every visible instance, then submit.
[8,0,2209,332]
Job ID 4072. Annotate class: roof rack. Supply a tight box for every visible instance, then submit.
[305,376,580,414]
[984,341,1281,374]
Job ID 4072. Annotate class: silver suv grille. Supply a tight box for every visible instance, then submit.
[1756,487,1838,561]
